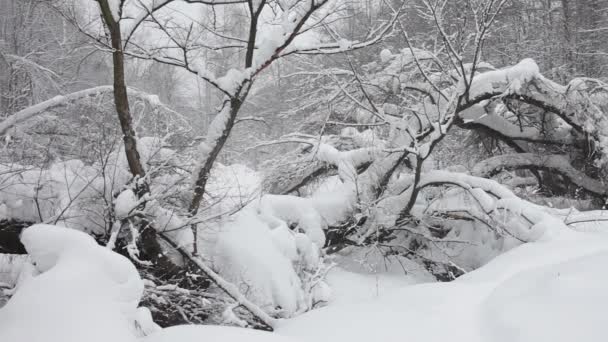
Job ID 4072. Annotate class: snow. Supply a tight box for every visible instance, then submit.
[216,69,250,95]
[0,137,180,236]
[143,325,298,342]
[257,194,326,247]
[0,224,146,342]
[252,21,285,69]
[468,58,540,99]
[480,251,608,342]
[209,201,331,318]
[380,48,393,63]
[116,188,138,219]
[566,210,608,232]
[3,221,608,342]
[212,211,307,316]
[0,254,31,290]
[0,86,115,136]
[277,229,608,342]
[205,162,261,215]
[191,104,231,184]
[321,267,419,306]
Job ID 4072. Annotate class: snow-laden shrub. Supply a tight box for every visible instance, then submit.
[210,208,329,318]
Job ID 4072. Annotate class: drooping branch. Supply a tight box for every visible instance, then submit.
[472,153,608,196]
[0,86,173,136]
[0,87,111,136]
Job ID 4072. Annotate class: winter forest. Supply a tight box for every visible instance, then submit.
[0,0,607,340]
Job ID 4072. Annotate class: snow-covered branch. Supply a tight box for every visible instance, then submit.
[462,59,608,163]
[472,153,608,196]
[0,86,177,136]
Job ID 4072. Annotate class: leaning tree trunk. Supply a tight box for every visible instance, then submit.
[96,0,175,273]
[97,0,147,194]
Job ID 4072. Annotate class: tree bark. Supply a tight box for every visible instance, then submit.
[97,0,147,195]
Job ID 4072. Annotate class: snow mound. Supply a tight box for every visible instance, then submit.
[21,224,144,313]
[0,224,149,342]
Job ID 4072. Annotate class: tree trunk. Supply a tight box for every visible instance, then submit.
[97,0,168,267]
[98,3,148,195]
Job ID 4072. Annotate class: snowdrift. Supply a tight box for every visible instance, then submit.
[1,224,607,342]
[277,229,608,342]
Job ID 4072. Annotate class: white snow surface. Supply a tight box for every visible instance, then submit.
[321,266,420,306]
[2,222,608,342]
[143,324,299,342]
[276,228,608,342]
[0,224,147,342]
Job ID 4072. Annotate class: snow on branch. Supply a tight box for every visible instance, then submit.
[472,153,608,196]
[282,3,402,56]
[463,58,608,164]
[465,58,540,99]
[458,104,574,146]
[372,169,572,243]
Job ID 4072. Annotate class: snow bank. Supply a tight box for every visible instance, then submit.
[277,229,608,342]
[0,224,155,342]
[480,251,608,342]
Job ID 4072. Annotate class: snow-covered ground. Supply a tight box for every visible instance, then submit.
[276,228,608,342]
[321,266,419,306]
[1,224,607,342]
